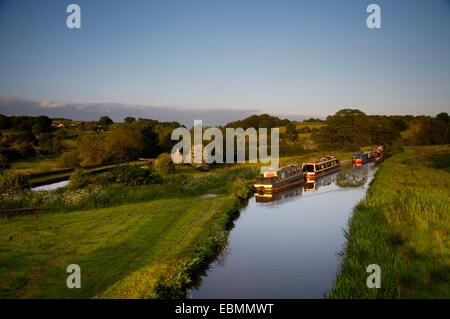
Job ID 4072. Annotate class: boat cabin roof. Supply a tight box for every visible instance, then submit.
[303,156,339,166]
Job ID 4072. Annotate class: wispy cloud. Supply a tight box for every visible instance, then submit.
[39,100,67,108]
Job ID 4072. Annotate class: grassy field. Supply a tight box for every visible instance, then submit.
[0,195,239,298]
[329,145,450,298]
[28,161,144,186]
[11,156,62,175]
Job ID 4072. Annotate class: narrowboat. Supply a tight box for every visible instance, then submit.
[352,151,376,164]
[352,146,383,164]
[302,156,340,183]
[253,164,304,194]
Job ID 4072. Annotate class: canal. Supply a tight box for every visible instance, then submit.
[189,162,378,298]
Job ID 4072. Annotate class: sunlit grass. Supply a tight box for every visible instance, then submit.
[329,145,450,298]
[0,196,237,298]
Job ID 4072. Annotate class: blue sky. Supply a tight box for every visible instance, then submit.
[0,0,449,123]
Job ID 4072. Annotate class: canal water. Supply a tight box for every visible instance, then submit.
[31,180,69,191]
[189,162,378,298]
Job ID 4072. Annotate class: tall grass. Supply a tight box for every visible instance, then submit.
[329,145,450,298]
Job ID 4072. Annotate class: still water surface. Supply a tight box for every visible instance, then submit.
[190,162,377,298]
[31,180,69,191]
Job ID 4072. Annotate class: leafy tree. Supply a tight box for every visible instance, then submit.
[313,109,371,151]
[32,116,52,135]
[0,153,10,171]
[367,116,401,146]
[285,122,298,142]
[105,126,143,163]
[158,127,176,153]
[124,116,136,124]
[59,150,81,168]
[225,114,290,129]
[13,142,36,158]
[133,122,160,157]
[37,133,63,155]
[0,114,10,129]
[98,116,114,128]
[78,134,107,166]
[436,112,450,124]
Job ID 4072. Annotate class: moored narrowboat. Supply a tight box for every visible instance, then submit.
[253,164,304,194]
[352,146,384,164]
[352,151,376,164]
[302,156,340,183]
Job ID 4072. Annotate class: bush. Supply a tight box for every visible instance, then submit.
[13,143,36,159]
[154,153,175,174]
[384,140,405,157]
[230,177,252,202]
[0,171,30,193]
[0,153,10,172]
[59,150,81,168]
[68,169,89,189]
[110,165,161,186]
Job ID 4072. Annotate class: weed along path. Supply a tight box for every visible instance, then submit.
[189,162,378,298]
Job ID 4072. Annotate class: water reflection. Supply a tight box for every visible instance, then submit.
[189,162,378,299]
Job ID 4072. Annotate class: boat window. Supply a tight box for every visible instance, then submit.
[303,164,315,172]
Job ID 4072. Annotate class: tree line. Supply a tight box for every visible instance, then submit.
[311,109,450,151]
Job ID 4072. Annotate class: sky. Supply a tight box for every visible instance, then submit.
[0,0,450,125]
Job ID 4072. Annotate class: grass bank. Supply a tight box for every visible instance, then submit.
[329,145,450,298]
[0,195,242,298]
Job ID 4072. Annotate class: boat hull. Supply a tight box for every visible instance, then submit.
[253,175,304,194]
[305,165,340,183]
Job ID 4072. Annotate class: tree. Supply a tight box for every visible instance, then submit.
[368,116,401,146]
[105,126,143,163]
[59,150,81,168]
[124,116,136,124]
[158,127,176,153]
[78,134,107,166]
[313,109,371,150]
[0,114,10,129]
[285,122,299,142]
[32,116,52,135]
[0,153,10,171]
[37,133,63,155]
[133,122,159,157]
[436,112,450,124]
[98,116,113,128]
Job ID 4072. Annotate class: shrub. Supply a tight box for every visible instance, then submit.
[0,153,10,172]
[59,150,81,168]
[154,153,175,174]
[110,165,161,186]
[68,169,89,189]
[0,171,30,193]
[230,177,252,202]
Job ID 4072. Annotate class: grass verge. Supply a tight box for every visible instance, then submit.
[0,195,241,298]
[329,145,450,298]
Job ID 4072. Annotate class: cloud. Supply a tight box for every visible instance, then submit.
[0,96,261,126]
[39,100,67,108]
